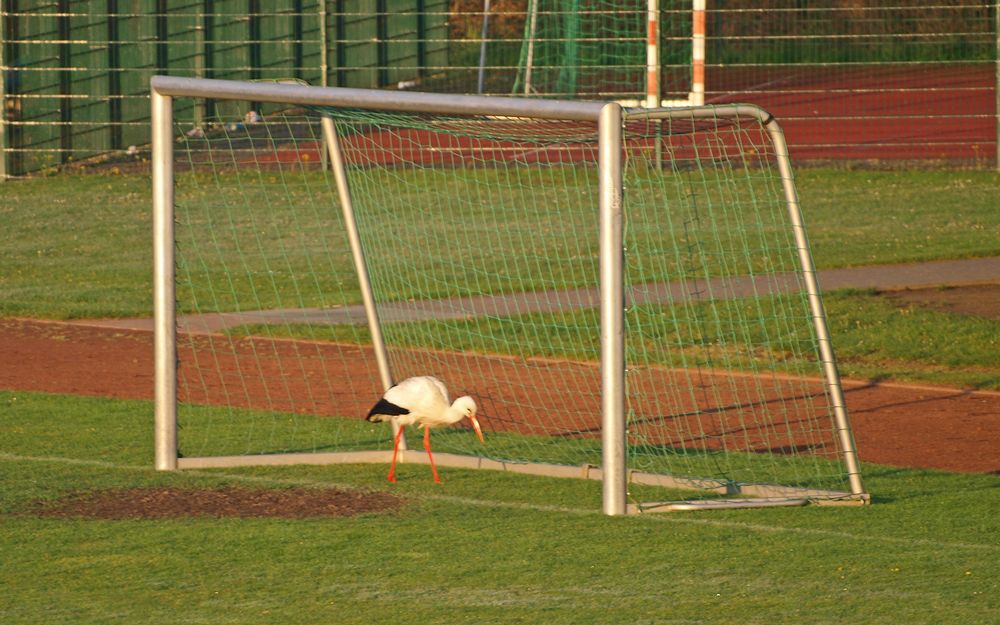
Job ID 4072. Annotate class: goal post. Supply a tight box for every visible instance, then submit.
[151,76,867,515]
[515,1,706,107]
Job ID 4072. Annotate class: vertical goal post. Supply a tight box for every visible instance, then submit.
[151,76,867,515]
[515,1,706,107]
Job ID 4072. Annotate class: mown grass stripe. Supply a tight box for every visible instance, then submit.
[3,451,995,553]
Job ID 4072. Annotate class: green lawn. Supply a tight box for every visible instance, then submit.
[2,168,999,623]
[2,170,999,319]
[2,169,999,390]
[1,391,998,625]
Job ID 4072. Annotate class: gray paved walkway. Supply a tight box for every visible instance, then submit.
[76,256,1000,333]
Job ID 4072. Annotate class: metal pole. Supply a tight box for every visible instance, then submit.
[194,2,206,129]
[57,2,71,165]
[150,75,606,121]
[691,0,706,105]
[523,0,539,95]
[319,116,403,448]
[319,0,329,170]
[646,0,660,109]
[319,0,329,87]
[375,0,388,87]
[598,102,627,516]
[152,87,177,471]
[647,0,663,168]
[764,116,866,498]
[0,8,7,180]
[416,0,426,79]
[107,1,122,151]
[477,0,491,94]
[558,0,580,95]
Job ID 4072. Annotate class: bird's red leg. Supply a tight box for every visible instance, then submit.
[423,427,441,484]
[387,425,405,483]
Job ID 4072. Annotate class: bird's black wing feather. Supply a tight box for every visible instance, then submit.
[366,398,410,422]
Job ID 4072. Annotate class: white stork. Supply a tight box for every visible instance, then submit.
[366,376,484,483]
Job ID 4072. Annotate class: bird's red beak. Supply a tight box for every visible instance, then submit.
[470,416,485,443]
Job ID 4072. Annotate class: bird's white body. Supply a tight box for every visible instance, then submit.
[373,376,467,429]
[366,376,483,483]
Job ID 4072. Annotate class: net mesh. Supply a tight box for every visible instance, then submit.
[170,97,856,503]
[511,0,693,100]
[621,112,846,498]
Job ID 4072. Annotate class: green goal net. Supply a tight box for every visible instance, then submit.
[157,79,865,512]
[512,0,694,101]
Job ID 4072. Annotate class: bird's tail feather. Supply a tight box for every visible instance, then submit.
[366,398,409,422]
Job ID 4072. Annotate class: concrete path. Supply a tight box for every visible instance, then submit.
[76,256,1000,333]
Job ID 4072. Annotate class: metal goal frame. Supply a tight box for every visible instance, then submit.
[151,76,867,515]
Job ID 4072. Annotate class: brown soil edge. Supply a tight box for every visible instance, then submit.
[22,486,405,520]
[2,314,997,475]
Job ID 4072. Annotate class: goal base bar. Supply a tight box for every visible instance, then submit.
[175,450,869,512]
[632,495,870,514]
[176,450,603,480]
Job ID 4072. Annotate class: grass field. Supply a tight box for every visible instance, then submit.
[3,169,1000,319]
[2,169,999,623]
[2,390,998,624]
[2,169,999,390]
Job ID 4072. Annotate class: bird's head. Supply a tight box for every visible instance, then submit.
[453,395,484,443]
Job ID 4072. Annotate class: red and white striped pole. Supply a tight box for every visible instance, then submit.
[691,0,706,105]
[646,0,660,109]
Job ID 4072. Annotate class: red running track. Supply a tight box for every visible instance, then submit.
[246,63,996,166]
[707,63,997,162]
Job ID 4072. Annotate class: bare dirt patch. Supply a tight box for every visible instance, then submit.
[26,486,404,520]
[880,283,1000,318]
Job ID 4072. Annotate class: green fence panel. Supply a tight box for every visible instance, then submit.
[208,0,252,84]
[7,3,64,174]
[258,0,303,81]
[67,1,112,158]
[2,2,995,175]
[338,1,380,88]
[118,10,164,147]
[384,0,420,86]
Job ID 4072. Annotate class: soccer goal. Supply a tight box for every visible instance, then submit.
[152,76,867,515]
[513,1,706,107]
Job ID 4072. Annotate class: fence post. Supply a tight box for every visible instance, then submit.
[692,0,706,105]
[416,0,426,78]
[477,0,491,94]
[156,0,169,72]
[319,0,330,170]
[293,0,304,80]
[0,7,7,179]
[194,2,206,128]
[107,1,123,151]
[335,1,346,87]
[57,0,72,166]
[376,0,388,87]
[248,0,261,111]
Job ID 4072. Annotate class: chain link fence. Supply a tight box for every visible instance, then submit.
[2,1,998,176]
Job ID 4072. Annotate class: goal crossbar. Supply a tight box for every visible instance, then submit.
[152,77,868,515]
